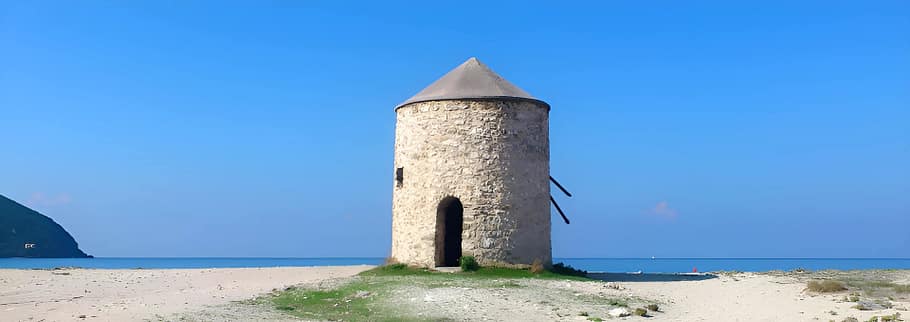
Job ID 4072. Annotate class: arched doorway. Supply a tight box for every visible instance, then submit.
[435,197,463,267]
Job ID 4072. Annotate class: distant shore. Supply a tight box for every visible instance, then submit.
[1,266,907,321]
[2,257,908,271]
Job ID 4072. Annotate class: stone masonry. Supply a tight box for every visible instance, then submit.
[391,99,551,267]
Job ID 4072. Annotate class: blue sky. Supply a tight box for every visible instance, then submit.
[2,1,907,258]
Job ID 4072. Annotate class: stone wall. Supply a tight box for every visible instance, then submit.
[391,99,551,267]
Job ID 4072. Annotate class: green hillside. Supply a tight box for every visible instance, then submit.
[0,195,90,258]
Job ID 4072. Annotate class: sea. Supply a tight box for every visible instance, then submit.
[1,257,909,273]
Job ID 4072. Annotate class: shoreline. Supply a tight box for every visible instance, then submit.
[3,257,909,273]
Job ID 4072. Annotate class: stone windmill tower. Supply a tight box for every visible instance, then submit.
[391,57,565,268]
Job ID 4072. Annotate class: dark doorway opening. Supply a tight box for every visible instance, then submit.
[435,197,463,267]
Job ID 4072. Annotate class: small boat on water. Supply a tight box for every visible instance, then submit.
[627,270,643,275]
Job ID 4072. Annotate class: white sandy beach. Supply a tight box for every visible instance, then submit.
[1,266,907,321]
[628,272,908,321]
[0,266,371,321]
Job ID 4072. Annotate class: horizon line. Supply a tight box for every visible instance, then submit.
[5,257,909,260]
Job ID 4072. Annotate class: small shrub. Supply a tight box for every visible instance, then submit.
[853,303,872,311]
[275,305,295,311]
[847,293,861,302]
[633,307,648,317]
[647,304,660,312]
[808,280,847,293]
[530,258,545,274]
[877,313,902,322]
[460,256,479,272]
[587,317,603,322]
[550,262,587,277]
[867,315,902,322]
[842,317,858,322]
[607,298,629,307]
[578,311,589,316]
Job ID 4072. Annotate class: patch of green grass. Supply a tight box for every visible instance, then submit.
[358,264,591,281]
[358,264,437,277]
[269,278,424,322]
[268,263,599,321]
[808,280,847,293]
[271,282,365,320]
[586,317,604,322]
[633,307,648,317]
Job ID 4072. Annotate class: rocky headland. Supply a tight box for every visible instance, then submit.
[0,194,90,258]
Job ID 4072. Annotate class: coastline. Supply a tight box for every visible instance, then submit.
[3,257,909,271]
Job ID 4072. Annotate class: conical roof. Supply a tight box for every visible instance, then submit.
[396,57,549,109]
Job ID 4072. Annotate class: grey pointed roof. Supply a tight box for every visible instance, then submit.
[396,57,549,109]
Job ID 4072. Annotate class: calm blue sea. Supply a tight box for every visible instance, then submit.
[2,257,909,273]
[558,258,910,273]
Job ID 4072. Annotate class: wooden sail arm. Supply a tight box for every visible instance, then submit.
[549,176,572,197]
[550,195,570,224]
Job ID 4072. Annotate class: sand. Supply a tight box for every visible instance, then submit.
[1,267,907,321]
[630,272,907,321]
[357,271,908,321]
[0,266,371,321]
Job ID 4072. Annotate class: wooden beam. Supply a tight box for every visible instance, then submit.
[550,195,570,224]
[549,176,572,197]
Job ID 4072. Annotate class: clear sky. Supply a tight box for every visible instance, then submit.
[2,1,908,258]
